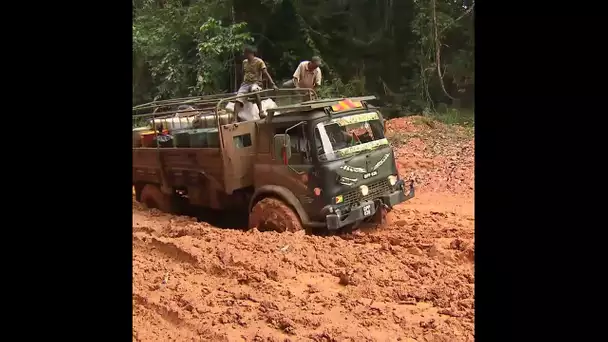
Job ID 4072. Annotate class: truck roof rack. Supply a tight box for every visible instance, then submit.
[265,96,377,119]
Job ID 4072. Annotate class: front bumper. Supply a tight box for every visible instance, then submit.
[324,180,415,230]
[382,179,415,207]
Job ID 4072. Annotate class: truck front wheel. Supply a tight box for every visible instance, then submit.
[248,198,303,233]
[370,206,388,225]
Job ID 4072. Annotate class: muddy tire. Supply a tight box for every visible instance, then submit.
[248,198,303,233]
[371,206,388,225]
[140,184,172,213]
[362,206,392,229]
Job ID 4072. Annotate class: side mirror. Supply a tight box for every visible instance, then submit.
[273,134,291,164]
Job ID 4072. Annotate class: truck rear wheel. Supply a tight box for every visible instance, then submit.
[140,184,172,212]
[248,198,303,233]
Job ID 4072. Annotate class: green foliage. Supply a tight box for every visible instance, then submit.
[133,0,474,115]
[316,77,365,99]
[133,0,251,103]
[197,18,253,93]
[425,107,475,127]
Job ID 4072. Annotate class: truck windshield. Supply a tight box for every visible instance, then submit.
[315,112,388,162]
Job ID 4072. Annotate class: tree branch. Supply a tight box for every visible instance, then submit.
[440,3,475,35]
[431,0,457,100]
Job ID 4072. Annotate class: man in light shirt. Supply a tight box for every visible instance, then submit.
[283,56,323,89]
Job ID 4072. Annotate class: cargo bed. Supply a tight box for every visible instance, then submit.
[132,89,317,210]
[132,122,256,201]
[133,147,225,190]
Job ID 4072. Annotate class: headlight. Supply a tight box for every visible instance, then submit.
[388,175,398,186]
[360,185,369,196]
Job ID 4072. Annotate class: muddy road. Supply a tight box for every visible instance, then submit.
[132,117,475,341]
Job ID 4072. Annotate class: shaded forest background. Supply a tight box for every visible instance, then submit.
[133,0,474,118]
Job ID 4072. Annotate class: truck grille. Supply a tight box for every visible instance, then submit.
[342,178,392,208]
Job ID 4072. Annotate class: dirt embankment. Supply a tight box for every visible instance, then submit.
[133,116,475,342]
[386,116,474,196]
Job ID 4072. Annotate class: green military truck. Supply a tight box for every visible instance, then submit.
[132,89,414,232]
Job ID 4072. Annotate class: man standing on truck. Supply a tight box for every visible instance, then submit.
[282,56,323,90]
[235,46,279,121]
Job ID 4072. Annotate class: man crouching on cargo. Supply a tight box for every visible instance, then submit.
[235,46,278,121]
[283,56,323,90]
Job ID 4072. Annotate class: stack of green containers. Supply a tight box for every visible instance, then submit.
[188,128,209,147]
[166,128,221,148]
[206,128,220,148]
[187,128,220,148]
[172,129,191,147]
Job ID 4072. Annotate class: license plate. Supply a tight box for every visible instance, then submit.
[363,204,371,216]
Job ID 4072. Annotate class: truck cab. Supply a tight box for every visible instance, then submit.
[248,96,414,232]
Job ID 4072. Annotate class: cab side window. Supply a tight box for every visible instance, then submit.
[275,125,310,164]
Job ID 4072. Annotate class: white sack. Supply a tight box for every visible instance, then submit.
[225,98,280,120]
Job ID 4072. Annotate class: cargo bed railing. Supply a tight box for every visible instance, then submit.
[133,88,316,116]
[133,92,237,114]
[133,88,318,149]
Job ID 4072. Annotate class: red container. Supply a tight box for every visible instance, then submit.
[140,132,157,147]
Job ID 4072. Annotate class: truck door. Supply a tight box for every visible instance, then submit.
[221,123,256,193]
[276,124,317,214]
